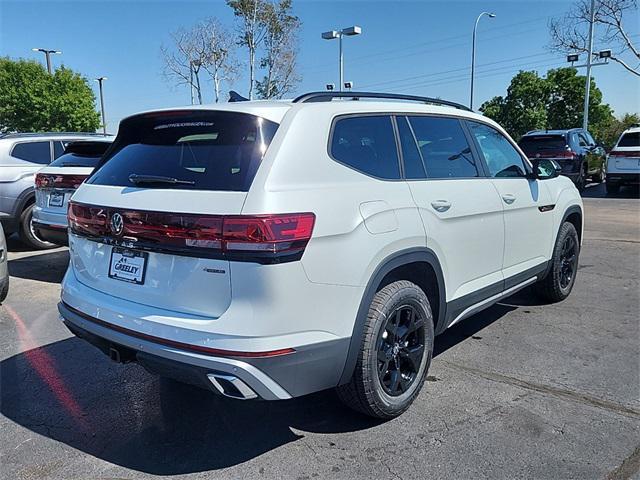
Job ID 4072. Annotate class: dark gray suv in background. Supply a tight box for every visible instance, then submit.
[518,128,607,192]
[0,132,107,249]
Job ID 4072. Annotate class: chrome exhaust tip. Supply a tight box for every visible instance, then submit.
[207,373,258,400]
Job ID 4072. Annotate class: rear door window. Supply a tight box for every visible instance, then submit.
[618,132,640,147]
[330,115,400,179]
[407,116,479,178]
[89,111,278,192]
[11,141,52,164]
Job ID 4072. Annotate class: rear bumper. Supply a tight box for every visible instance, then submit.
[58,301,350,400]
[606,173,640,185]
[32,221,68,246]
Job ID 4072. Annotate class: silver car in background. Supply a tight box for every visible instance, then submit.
[0,132,108,249]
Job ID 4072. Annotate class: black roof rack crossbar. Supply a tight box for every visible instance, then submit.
[292,91,473,112]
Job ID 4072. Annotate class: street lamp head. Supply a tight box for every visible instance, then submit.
[342,26,362,36]
[326,83,335,91]
[322,30,339,40]
[32,48,42,52]
[567,54,580,63]
[598,49,612,59]
[95,77,108,82]
[487,13,496,18]
[52,50,62,55]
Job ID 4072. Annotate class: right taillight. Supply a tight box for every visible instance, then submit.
[609,150,640,157]
[68,202,315,264]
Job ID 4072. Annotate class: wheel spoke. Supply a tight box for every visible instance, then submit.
[388,370,401,393]
[399,344,424,372]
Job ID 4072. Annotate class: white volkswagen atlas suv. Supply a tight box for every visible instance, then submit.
[606,125,640,195]
[59,92,583,419]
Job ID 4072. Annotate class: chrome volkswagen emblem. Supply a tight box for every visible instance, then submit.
[110,212,124,236]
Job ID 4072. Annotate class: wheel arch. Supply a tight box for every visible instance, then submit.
[561,204,583,244]
[337,247,446,385]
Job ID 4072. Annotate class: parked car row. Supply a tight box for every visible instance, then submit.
[0,132,113,249]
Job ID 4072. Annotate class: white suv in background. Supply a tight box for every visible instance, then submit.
[59,92,583,419]
[606,125,640,195]
[33,139,113,245]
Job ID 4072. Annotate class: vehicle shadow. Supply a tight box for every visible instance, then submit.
[0,299,517,475]
[7,249,69,283]
[581,182,640,199]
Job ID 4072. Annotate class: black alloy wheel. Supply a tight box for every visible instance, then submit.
[559,234,578,290]
[376,304,425,396]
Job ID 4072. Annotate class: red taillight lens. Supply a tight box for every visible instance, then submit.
[223,214,315,252]
[610,150,640,157]
[36,173,88,190]
[68,202,315,263]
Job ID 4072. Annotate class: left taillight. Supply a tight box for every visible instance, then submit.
[36,173,88,190]
[68,202,316,263]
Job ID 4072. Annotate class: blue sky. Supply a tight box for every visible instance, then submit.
[1,0,638,133]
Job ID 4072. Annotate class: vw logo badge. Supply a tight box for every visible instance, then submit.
[110,212,124,236]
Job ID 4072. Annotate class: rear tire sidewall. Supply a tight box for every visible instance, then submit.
[19,203,56,250]
[365,282,434,416]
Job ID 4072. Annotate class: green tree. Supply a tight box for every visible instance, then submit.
[0,57,100,133]
[594,112,640,148]
[480,67,615,141]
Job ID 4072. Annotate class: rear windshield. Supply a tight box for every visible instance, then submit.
[88,111,279,192]
[518,135,567,153]
[50,141,112,168]
[618,132,640,147]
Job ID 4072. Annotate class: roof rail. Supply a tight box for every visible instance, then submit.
[292,91,473,112]
[0,132,109,139]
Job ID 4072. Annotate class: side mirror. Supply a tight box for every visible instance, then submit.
[530,158,561,180]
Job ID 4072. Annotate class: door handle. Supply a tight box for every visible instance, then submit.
[502,194,516,205]
[430,200,451,212]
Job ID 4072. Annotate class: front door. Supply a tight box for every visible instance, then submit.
[467,121,554,285]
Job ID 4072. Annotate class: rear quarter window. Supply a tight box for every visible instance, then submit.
[330,115,400,180]
[88,111,278,192]
[11,141,52,164]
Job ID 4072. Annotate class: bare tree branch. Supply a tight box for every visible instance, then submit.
[549,0,639,75]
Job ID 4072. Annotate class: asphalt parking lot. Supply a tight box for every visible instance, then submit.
[1,183,638,480]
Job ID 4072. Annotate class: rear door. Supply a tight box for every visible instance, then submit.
[398,115,504,303]
[467,121,554,284]
[68,110,279,318]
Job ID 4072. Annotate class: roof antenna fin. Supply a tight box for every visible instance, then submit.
[229,91,249,103]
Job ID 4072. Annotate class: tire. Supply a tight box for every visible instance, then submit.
[575,164,587,192]
[606,182,620,195]
[18,203,56,250]
[336,280,434,419]
[591,166,604,183]
[536,222,580,303]
[0,276,8,303]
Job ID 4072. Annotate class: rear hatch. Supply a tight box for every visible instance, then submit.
[68,109,280,318]
[35,141,111,223]
[518,134,576,173]
[610,131,640,172]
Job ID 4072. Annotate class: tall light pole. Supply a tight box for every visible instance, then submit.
[322,26,362,92]
[32,48,62,74]
[583,0,596,130]
[470,12,496,110]
[95,77,108,135]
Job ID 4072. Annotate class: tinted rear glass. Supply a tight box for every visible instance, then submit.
[518,135,567,153]
[88,111,278,191]
[50,141,112,167]
[618,132,640,147]
[11,141,51,164]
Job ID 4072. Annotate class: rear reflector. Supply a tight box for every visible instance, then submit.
[68,202,315,263]
[36,173,88,190]
[610,150,640,157]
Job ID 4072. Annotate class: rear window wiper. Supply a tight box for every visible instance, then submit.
[128,174,195,186]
